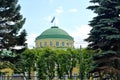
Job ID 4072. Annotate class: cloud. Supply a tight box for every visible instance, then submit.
[70,25,92,48]
[68,9,78,13]
[55,6,64,15]
[26,33,39,49]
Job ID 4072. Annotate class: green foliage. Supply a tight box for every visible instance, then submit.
[13,49,37,80]
[0,0,26,72]
[37,55,47,79]
[66,48,79,78]
[37,48,56,80]
[86,0,120,79]
[11,47,93,79]
[17,29,27,46]
[56,50,70,78]
[36,48,93,79]
[0,0,26,49]
[80,49,94,79]
[22,49,37,68]
[36,48,80,79]
[55,49,65,78]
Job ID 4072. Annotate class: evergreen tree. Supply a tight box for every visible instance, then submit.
[0,0,26,73]
[0,0,26,50]
[85,0,120,80]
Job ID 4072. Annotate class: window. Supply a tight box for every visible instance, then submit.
[50,41,52,46]
[40,42,42,47]
[56,42,59,47]
[44,42,47,47]
[67,43,69,46]
[62,42,65,47]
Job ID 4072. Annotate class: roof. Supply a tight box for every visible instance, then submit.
[36,26,74,41]
[0,49,13,57]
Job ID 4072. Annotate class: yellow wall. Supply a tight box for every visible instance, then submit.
[0,68,13,76]
[35,38,74,48]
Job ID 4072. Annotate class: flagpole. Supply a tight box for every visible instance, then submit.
[54,21,56,26]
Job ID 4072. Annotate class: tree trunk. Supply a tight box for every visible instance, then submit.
[69,68,73,79]
[28,67,31,80]
[22,72,27,80]
[117,74,120,80]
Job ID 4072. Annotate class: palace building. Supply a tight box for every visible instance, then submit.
[35,26,74,48]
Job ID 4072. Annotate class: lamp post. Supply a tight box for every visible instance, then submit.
[79,45,83,80]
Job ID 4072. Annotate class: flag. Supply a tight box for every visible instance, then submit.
[51,17,55,23]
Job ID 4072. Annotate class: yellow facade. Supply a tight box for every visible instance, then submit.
[35,38,74,48]
[0,68,13,76]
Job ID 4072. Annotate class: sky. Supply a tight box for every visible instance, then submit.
[18,0,96,48]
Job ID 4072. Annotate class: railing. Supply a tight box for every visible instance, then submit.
[0,75,82,80]
[0,75,25,80]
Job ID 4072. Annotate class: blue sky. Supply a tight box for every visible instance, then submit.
[18,0,96,48]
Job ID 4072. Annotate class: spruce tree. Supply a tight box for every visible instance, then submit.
[0,0,27,65]
[0,0,26,50]
[85,0,120,79]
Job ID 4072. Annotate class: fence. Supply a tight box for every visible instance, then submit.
[0,75,37,80]
[0,75,83,80]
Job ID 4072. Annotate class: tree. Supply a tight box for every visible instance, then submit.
[37,54,47,80]
[56,49,72,79]
[81,48,95,79]
[55,49,65,79]
[37,48,56,80]
[66,48,78,78]
[85,0,120,80]
[14,49,37,80]
[0,0,26,75]
[0,0,26,50]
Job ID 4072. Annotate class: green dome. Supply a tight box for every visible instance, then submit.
[36,26,73,41]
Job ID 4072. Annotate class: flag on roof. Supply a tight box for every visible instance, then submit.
[51,17,55,23]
